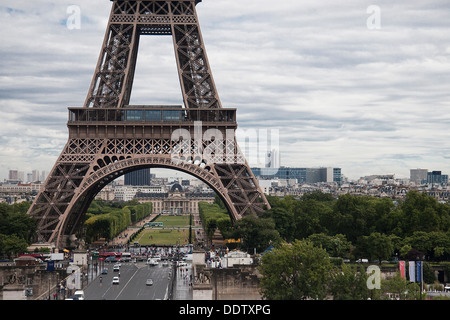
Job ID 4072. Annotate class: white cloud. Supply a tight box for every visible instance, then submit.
[0,0,449,181]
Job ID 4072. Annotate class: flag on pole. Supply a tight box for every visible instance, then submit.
[416,261,422,283]
[399,261,405,279]
[409,261,415,282]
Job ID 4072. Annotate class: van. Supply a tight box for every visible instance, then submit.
[73,290,85,300]
[356,259,369,263]
[147,258,158,266]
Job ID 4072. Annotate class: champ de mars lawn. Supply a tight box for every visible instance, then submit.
[135,215,195,246]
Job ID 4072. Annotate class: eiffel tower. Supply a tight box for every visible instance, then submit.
[28,0,270,248]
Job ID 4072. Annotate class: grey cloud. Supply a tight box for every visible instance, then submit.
[0,0,449,180]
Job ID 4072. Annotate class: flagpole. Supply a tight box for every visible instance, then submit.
[421,260,424,300]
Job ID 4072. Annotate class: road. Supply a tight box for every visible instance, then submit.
[84,261,174,300]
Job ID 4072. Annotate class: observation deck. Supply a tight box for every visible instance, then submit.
[67,106,237,139]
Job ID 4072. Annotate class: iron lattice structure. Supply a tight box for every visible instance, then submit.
[28,0,270,247]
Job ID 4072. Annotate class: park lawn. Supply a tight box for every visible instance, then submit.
[137,228,194,246]
[153,215,190,227]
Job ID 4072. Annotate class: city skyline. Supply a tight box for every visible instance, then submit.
[1,1,449,181]
[4,166,450,185]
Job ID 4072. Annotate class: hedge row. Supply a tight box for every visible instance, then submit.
[128,202,153,223]
[198,202,231,241]
[84,202,153,243]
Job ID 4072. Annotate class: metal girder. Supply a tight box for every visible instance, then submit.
[85,0,220,109]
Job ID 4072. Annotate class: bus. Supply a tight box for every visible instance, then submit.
[98,252,131,262]
[120,252,131,262]
[146,222,163,227]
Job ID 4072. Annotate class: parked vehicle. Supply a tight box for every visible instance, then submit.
[356,259,369,263]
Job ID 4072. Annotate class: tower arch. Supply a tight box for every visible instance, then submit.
[56,157,240,247]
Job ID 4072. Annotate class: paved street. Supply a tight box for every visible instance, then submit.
[84,260,192,300]
[82,213,198,300]
[84,261,172,300]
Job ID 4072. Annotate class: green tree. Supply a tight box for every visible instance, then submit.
[329,264,370,300]
[423,261,436,284]
[301,190,334,202]
[262,207,295,242]
[397,191,450,236]
[266,195,297,213]
[259,239,332,300]
[307,233,351,258]
[0,234,29,259]
[360,232,395,262]
[0,202,36,247]
[381,271,421,300]
[332,194,386,243]
[404,231,450,261]
[232,215,281,253]
[198,202,231,242]
[293,199,330,239]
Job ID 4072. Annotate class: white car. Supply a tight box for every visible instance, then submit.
[73,290,85,300]
[112,276,119,285]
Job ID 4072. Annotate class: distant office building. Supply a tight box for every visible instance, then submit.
[7,170,23,184]
[114,186,138,202]
[332,168,342,184]
[114,185,165,202]
[32,170,40,182]
[251,167,342,185]
[410,169,428,185]
[124,168,151,186]
[427,171,448,185]
[8,170,19,181]
[40,171,47,182]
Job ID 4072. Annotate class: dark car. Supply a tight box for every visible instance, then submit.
[105,257,118,263]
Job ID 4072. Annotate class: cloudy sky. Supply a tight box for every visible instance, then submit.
[1,0,450,181]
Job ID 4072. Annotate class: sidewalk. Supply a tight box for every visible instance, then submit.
[172,264,193,300]
[192,213,207,246]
